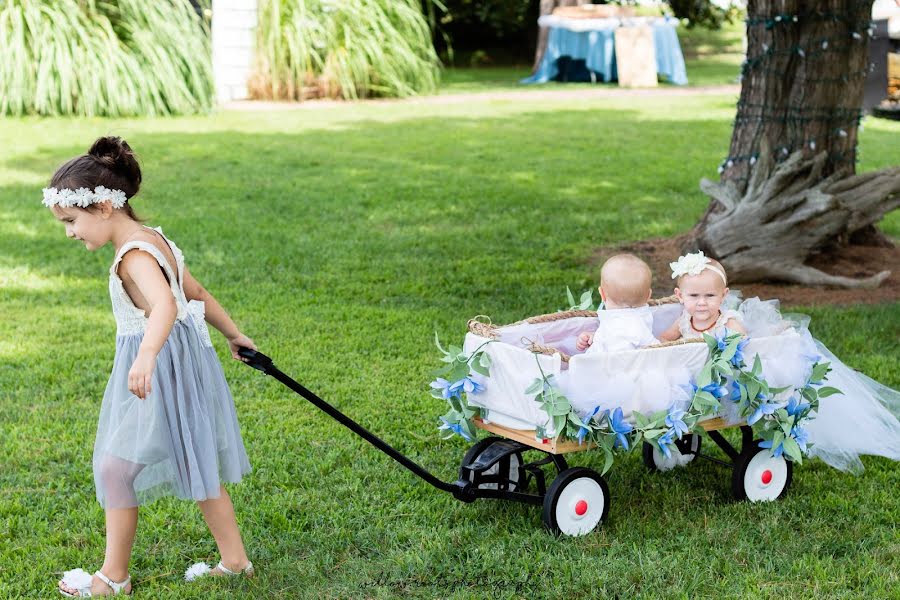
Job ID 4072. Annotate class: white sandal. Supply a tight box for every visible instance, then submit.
[59,569,131,597]
[184,560,254,581]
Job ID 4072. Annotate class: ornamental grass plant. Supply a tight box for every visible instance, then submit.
[251,0,440,100]
[0,0,213,117]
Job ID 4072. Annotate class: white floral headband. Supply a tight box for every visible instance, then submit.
[670,251,727,284]
[42,186,128,209]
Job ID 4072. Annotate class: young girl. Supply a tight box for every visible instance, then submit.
[49,137,255,596]
[658,251,747,341]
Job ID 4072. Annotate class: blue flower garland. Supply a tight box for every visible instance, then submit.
[726,332,841,463]
[430,333,491,442]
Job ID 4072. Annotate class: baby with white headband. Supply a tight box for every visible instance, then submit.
[658,251,746,342]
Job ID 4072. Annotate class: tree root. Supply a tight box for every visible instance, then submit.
[695,141,900,288]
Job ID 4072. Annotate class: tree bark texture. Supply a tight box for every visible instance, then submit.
[694,0,900,287]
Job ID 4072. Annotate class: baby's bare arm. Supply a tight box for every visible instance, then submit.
[724,318,747,334]
[658,320,682,342]
[575,331,594,351]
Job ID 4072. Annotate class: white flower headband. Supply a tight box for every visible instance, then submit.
[42,186,128,209]
[670,251,727,284]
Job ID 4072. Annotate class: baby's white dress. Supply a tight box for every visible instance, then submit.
[586,305,659,353]
[94,226,251,509]
[570,306,673,420]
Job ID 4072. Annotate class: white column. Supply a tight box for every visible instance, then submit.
[212,0,258,103]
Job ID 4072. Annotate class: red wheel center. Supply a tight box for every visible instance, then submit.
[761,469,773,485]
[574,499,588,516]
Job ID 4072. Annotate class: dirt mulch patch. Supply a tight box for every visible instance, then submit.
[596,236,900,308]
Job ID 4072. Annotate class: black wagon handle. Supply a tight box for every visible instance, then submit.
[235,346,466,498]
[238,347,273,373]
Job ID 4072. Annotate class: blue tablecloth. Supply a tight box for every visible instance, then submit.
[523,22,688,85]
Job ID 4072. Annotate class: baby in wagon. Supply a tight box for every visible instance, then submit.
[658,251,746,341]
[576,254,659,353]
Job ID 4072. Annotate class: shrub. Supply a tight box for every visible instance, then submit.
[0,0,213,117]
[251,0,440,101]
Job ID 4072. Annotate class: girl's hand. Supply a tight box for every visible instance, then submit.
[228,333,257,362]
[576,332,594,352]
[128,351,157,400]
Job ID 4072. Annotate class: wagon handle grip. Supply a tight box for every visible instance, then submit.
[238,347,273,373]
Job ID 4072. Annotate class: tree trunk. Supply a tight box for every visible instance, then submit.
[532,0,590,73]
[692,0,900,287]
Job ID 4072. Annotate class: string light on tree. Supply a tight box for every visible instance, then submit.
[717,5,872,179]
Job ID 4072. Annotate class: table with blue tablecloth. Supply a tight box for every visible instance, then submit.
[523,15,688,86]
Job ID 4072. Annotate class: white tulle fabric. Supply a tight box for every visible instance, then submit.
[652,446,696,472]
[94,226,251,508]
[804,340,900,473]
[465,296,900,472]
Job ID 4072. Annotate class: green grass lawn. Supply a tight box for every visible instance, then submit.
[1,94,898,598]
[439,21,744,93]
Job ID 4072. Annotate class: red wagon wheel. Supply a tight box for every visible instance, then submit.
[542,468,609,536]
[732,446,793,502]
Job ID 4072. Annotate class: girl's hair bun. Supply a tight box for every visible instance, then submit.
[88,136,142,187]
[49,136,143,206]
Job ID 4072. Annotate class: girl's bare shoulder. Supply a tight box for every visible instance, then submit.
[116,229,178,282]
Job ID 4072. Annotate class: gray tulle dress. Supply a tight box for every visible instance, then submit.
[94,226,250,509]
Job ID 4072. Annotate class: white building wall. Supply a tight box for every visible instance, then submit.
[212,0,258,103]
